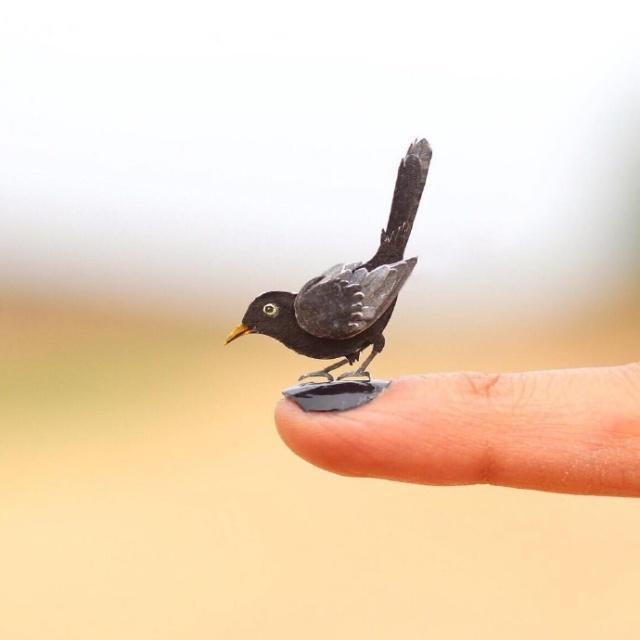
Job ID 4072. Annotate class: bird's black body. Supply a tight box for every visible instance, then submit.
[242,290,393,362]
[226,139,432,381]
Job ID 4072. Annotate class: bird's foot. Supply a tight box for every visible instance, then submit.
[336,370,371,382]
[298,370,335,383]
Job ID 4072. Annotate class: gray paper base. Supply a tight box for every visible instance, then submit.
[282,379,390,412]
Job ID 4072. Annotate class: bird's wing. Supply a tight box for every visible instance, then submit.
[294,258,417,339]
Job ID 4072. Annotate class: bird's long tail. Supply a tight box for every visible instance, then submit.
[365,138,432,269]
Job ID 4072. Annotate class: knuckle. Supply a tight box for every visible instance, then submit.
[456,369,537,426]
[457,371,506,401]
[478,433,498,485]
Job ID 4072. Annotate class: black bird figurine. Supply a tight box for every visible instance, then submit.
[225,138,432,382]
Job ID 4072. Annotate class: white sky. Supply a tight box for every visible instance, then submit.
[1,0,639,320]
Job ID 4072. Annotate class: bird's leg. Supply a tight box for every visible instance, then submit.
[298,358,350,383]
[337,338,384,381]
[336,351,377,381]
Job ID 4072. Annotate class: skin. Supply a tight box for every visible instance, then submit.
[275,362,640,497]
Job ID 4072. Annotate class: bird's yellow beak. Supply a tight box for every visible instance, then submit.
[224,323,252,345]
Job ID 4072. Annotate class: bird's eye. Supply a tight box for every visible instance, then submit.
[263,303,279,317]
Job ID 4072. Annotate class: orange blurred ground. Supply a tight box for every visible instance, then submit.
[0,291,639,639]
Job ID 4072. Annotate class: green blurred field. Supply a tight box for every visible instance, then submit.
[1,292,639,639]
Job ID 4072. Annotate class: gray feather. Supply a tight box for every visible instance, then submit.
[294,257,417,339]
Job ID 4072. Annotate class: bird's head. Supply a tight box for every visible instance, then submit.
[225,291,297,345]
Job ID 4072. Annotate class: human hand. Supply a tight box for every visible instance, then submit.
[276,364,640,496]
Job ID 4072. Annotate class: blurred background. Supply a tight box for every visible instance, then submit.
[1,0,639,638]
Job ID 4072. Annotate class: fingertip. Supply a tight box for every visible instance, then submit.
[273,396,305,451]
[274,395,369,475]
[274,378,425,477]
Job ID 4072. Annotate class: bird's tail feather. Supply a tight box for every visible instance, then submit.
[366,138,432,269]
